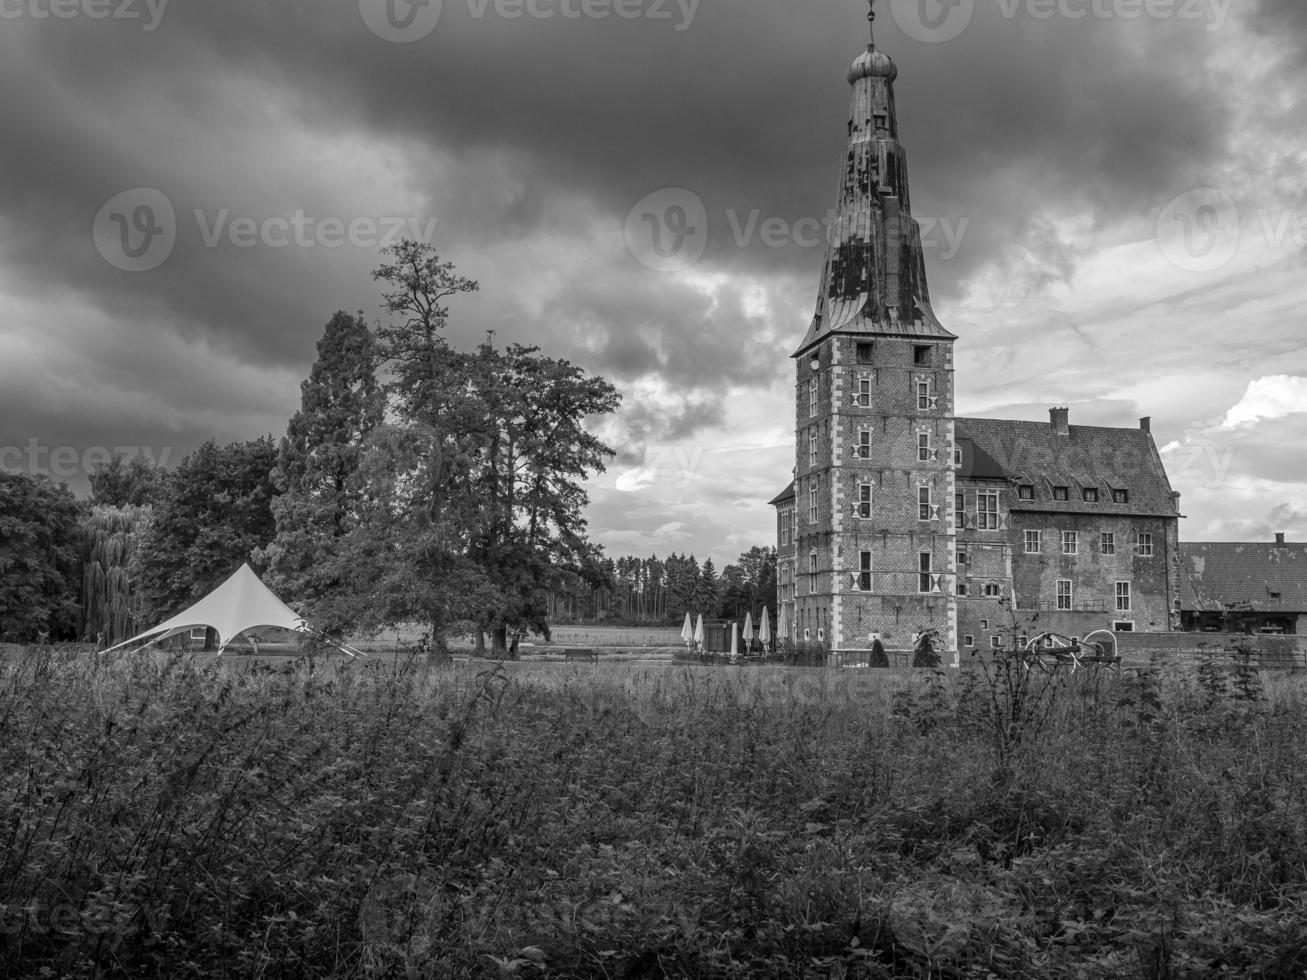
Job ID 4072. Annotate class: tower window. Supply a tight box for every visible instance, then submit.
[856,378,872,408]
[808,551,818,595]
[917,382,931,411]
[856,342,874,363]
[809,479,819,524]
[918,433,932,462]
[984,584,1002,598]
[918,553,933,594]
[918,486,933,521]
[857,428,872,459]
[914,345,933,366]
[809,427,818,467]
[858,483,873,519]
[808,380,818,418]
[977,492,999,530]
[858,550,872,592]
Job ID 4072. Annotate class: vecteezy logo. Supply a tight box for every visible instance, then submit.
[92,188,177,273]
[890,0,975,44]
[1156,187,1240,273]
[359,0,443,42]
[624,188,709,273]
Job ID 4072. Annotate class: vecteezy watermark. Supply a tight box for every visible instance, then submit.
[359,0,698,43]
[93,188,177,273]
[93,189,439,272]
[358,0,443,42]
[624,187,970,273]
[1156,187,1241,272]
[889,0,1232,44]
[0,0,170,31]
[193,211,440,251]
[724,209,969,259]
[1161,443,1238,489]
[624,188,710,273]
[1156,188,1307,273]
[614,445,707,493]
[0,441,173,479]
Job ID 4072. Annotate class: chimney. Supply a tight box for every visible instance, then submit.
[1140,417,1152,434]
[1050,407,1070,436]
[1276,532,1287,547]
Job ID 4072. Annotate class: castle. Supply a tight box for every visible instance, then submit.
[771,2,1183,663]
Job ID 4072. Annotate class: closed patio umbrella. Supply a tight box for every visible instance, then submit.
[742,611,754,650]
[759,607,772,645]
[681,612,694,645]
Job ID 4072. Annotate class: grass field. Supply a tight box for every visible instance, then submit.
[1,647,1306,978]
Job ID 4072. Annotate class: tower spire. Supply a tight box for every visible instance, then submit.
[794,1,954,354]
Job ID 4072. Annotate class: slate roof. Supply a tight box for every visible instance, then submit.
[1179,542,1307,613]
[955,417,1181,518]
[769,482,796,506]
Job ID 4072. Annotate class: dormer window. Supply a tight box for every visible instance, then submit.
[1018,485,1035,500]
[1113,489,1130,504]
[1053,486,1070,502]
[1083,488,1100,503]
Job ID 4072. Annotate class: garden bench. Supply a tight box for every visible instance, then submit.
[564,648,599,664]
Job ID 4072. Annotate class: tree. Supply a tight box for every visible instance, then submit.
[256,311,384,636]
[461,340,619,655]
[0,473,84,642]
[80,503,151,645]
[89,453,165,507]
[348,243,620,655]
[135,438,279,646]
[695,558,721,618]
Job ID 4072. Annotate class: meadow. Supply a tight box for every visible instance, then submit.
[1,648,1305,979]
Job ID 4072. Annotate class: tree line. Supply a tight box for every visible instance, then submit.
[547,550,777,626]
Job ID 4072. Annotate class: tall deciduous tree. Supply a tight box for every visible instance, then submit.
[342,243,486,645]
[257,311,383,636]
[462,340,619,655]
[348,242,619,653]
[0,473,84,642]
[136,438,279,644]
[89,454,165,507]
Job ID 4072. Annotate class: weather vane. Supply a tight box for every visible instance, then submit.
[868,0,876,43]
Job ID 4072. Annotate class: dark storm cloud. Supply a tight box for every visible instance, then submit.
[0,0,1245,348]
[0,0,1295,527]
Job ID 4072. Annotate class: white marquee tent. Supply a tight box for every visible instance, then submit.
[105,563,361,656]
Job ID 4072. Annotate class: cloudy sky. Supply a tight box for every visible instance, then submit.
[1,0,1305,567]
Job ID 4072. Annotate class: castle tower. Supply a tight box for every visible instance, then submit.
[779,1,959,664]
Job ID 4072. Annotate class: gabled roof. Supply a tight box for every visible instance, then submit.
[769,482,796,507]
[1179,542,1307,613]
[955,417,1181,518]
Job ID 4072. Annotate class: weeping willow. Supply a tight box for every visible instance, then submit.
[80,504,151,645]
